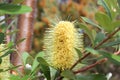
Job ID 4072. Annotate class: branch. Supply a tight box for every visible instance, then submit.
[73,58,107,74]
[70,27,120,70]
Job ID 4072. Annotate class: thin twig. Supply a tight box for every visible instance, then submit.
[73,58,107,74]
[70,27,120,70]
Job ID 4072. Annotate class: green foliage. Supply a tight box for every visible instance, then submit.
[12,0,24,4]
[94,32,106,45]
[22,52,30,65]
[37,57,51,80]
[86,47,120,65]
[81,17,101,29]
[0,32,5,44]
[0,3,32,14]
[61,70,76,80]
[98,0,112,19]
[95,12,112,32]
[32,51,44,72]
[76,74,107,80]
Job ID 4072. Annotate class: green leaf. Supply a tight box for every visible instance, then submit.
[0,69,3,72]
[32,51,44,72]
[0,50,14,58]
[101,39,120,47]
[95,12,112,32]
[98,0,112,19]
[12,0,24,4]
[86,47,120,66]
[53,70,60,80]
[7,42,14,48]
[78,23,94,44]
[22,52,30,65]
[37,57,51,80]
[16,38,26,44]
[0,32,5,44]
[0,3,32,14]
[76,74,107,80]
[75,48,82,58]
[4,65,21,72]
[112,20,120,28]
[99,51,120,65]
[10,75,21,80]
[94,32,106,45]
[21,75,30,80]
[81,17,101,29]
[85,47,99,55]
[61,70,76,80]
[117,0,120,7]
[0,58,2,64]
[104,0,118,19]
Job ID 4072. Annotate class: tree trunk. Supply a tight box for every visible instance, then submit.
[10,0,36,74]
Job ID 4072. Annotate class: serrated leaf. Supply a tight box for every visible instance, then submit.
[0,3,32,14]
[37,57,51,80]
[98,0,112,19]
[61,70,76,80]
[81,17,101,29]
[95,12,113,32]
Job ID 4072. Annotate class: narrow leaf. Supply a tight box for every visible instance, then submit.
[61,70,76,80]
[98,0,112,19]
[101,39,120,47]
[81,17,101,29]
[0,32,5,44]
[32,51,44,72]
[22,52,30,65]
[94,32,106,45]
[0,3,32,14]
[37,57,51,80]
[75,48,82,57]
[95,12,112,32]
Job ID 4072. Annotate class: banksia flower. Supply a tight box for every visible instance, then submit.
[0,44,10,80]
[44,21,83,70]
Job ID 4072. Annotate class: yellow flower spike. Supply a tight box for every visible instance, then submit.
[0,44,10,80]
[44,21,83,70]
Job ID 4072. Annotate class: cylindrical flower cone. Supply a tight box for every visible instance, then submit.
[44,21,83,70]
